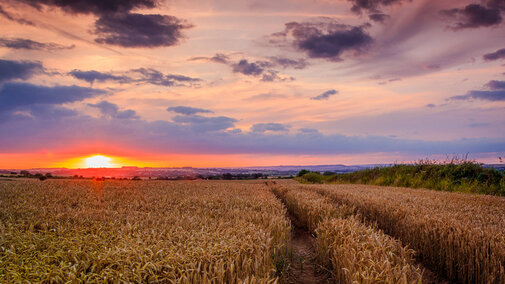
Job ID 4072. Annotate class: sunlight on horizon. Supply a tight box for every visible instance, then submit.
[85,155,113,168]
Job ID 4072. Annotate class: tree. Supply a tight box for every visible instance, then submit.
[297,169,310,177]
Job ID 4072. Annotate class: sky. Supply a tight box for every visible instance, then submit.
[0,0,504,168]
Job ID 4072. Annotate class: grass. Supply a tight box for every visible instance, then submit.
[297,160,505,196]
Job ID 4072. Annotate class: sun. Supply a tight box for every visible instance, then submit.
[85,155,113,168]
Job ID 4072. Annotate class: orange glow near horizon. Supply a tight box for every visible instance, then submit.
[0,151,502,170]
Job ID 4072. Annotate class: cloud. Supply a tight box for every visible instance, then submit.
[18,0,157,15]
[69,70,131,85]
[0,82,106,112]
[312,89,338,100]
[0,59,43,83]
[244,93,287,101]
[251,123,289,133]
[0,100,503,157]
[94,13,192,48]
[486,0,505,11]
[450,80,505,101]
[267,56,308,69]
[232,59,264,76]
[348,0,405,14]
[189,53,230,64]
[486,80,505,90]
[0,37,74,51]
[69,68,200,87]
[130,68,200,86]
[190,53,303,81]
[88,100,139,119]
[271,20,373,61]
[17,0,192,49]
[167,106,213,115]
[450,90,505,101]
[441,4,502,29]
[369,13,390,23]
[172,114,237,132]
[483,48,505,60]
[0,4,34,25]
[298,128,320,134]
[426,103,436,108]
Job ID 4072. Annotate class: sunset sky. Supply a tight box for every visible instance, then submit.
[1,0,504,168]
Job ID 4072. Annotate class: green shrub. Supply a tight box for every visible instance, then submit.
[299,161,505,196]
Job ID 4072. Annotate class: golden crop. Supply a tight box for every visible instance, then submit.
[0,180,290,283]
[317,217,422,284]
[309,183,505,284]
[269,182,422,283]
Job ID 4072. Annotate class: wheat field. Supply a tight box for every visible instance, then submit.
[305,182,505,283]
[269,182,423,283]
[2,179,504,283]
[0,180,290,283]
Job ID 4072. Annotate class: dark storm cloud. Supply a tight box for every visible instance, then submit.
[88,100,139,119]
[17,0,157,15]
[69,70,131,84]
[483,48,505,60]
[369,13,390,23]
[0,82,106,112]
[272,20,373,61]
[441,4,502,29]
[251,123,289,133]
[348,0,405,14]
[167,106,213,115]
[0,59,43,83]
[0,38,74,51]
[311,89,338,100]
[94,13,192,48]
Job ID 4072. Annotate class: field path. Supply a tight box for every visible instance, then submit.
[286,213,331,284]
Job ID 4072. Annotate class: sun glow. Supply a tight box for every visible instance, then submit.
[85,155,113,168]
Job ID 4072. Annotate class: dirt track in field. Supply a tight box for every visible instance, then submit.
[285,213,331,284]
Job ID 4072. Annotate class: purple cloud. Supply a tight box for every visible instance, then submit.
[0,59,43,83]
[442,4,502,29]
[167,106,213,115]
[484,48,505,61]
[312,89,338,100]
